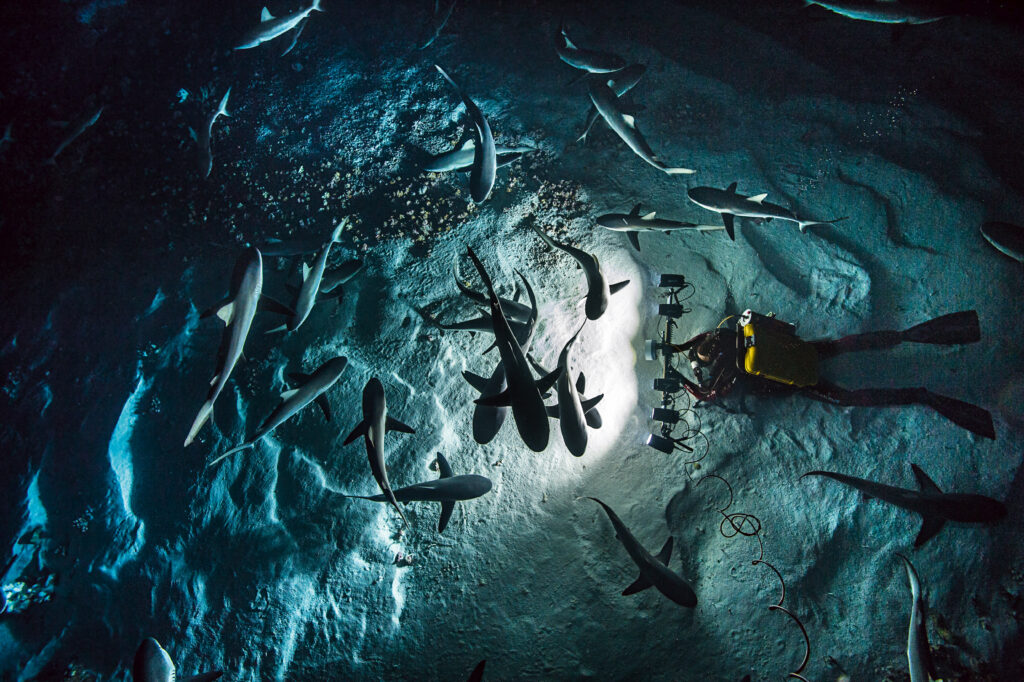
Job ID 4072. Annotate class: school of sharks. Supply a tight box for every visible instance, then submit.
[2,0,1024,680]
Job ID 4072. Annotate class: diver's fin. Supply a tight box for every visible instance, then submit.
[911,463,943,495]
[463,370,489,393]
[315,394,332,421]
[609,280,630,295]
[585,408,603,429]
[386,416,415,434]
[914,515,946,548]
[655,536,673,565]
[900,310,980,346]
[921,391,996,440]
[622,572,653,596]
[343,420,367,445]
[723,213,736,241]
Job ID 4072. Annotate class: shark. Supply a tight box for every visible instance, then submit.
[555,23,627,73]
[318,258,364,304]
[343,453,491,533]
[435,65,496,203]
[424,138,536,173]
[343,377,416,527]
[466,660,486,682]
[235,0,322,50]
[466,246,561,452]
[801,463,1008,547]
[582,497,697,607]
[190,88,230,179]
[577,63,646,144]
[132,637,222,682]
[804,0,947,24]
[0,122,13,156]
[185,247,264,448]
[45,106,103,165]
[209,356,348,466]
[896,554,939,682]
[587,77,694,175]
[530,222,629,320]
[532,323,604,457]
[981,221,1024,264]
[596,203,725,251]
[270,220,345,332]
[687,182,841,240]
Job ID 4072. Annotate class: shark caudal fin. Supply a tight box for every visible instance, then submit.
[797,216,848,233]
[184,401,214,447]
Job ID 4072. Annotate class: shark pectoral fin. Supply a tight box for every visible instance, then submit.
[655,536,674,565]
[576,372,586,394]
[435,453,454,478]
[481,341,498,355]
[343,420,367,446]
[265,324,289,334]
[288,372,312,384]
[199,295,231,320]
[182,673,224,682]
[315,394,332,421]
[914,516,946,548]
[622,573,653,596]
[911,463,943,494]
[475,389,512,407]
[609,280,630,295]
[285,283,300,297]
[584,408,603,429]
[280,388,299,400]
[261,7,274,21]
[626,232,641,252]
[726,181,738,193]
[748,193,768,203]
[259,295,296,317]
[536,367,563,395]
[723,213,736,241]
[545,404,559,418]
[861,492,875,501]
[581,394,604,413]
[462,370,489,393]
[467,661,486,682]
[386,416,416,434]
[438,500,455,533]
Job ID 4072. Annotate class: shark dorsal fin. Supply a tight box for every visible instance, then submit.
[642,211,656,220]
[301,262,311,281]
[622,114,636,128]
[435,453,454,479]
[748,192,768,203]
[458,138,476,151]
[726,181,738,193]
[914,516,946,548]
[261,7,274,21]
[215,302,235,325]
[629,203,642,217]
[911,463,942,494]
[281,388,299,400]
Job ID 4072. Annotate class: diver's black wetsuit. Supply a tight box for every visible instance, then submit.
[672,311,995,439]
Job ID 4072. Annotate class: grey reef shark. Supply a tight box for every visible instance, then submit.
[44,106,103,165]
[801,463,1007,547]
[578,64,646,145]
[981,221,1024,265]
[466,660,486,682]
[461,270,541,445]
[209,356,349,466]
[687,182,844,240]
[424,138,536,174]
[530,222,629,320]
[343,453,491,533]
[343,377,416,527]
[269,219,346,332]
[597,203,725,252]
[466,246,561,452]
[803,0,948,24]
[318,258,365,304]
[132,637,223,682]
[189,88,230,179]
[435,65,496,203]
[185,247,292,447]
[235,0,322,50]
[531,323,604,457]
[587,76,695,175]
[555,23,627,73]
[582,497,697,607]
[896,554,939,682]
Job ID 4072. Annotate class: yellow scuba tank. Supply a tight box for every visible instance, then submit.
[736,310,819,387]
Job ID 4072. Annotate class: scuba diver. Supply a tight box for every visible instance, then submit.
[669,310,995,439]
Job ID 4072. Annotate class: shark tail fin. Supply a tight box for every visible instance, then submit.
[798,216,848,233]
[184,401,215,447]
